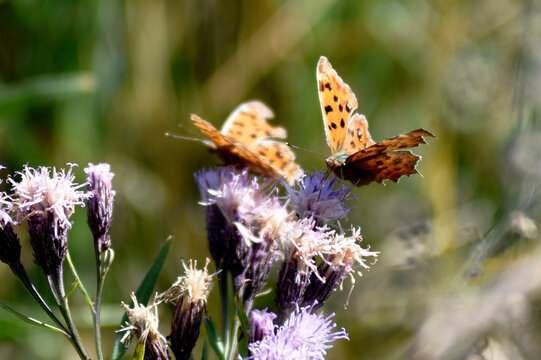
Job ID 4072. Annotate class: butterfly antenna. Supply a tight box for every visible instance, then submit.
[164,132,204,143]
[285,142,325,159]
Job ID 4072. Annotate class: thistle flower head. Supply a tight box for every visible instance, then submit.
[118,293,165,345]
[248,304,348,360]
[9,164,89,274]
[301,227,379,309]
[84,163,116,250]
[285,171,354,227]
[196,168,271,227]
[276,218,334,278]
[10,164,89,234]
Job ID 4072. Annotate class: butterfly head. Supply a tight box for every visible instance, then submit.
[326,154,349,170]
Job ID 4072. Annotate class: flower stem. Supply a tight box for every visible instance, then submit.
[93,245,113,360]
[218,270,230,358]
[66,251,94,312]
[48,266,91,360]
[10,261,69,335]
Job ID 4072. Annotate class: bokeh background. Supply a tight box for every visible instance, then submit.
[1,0,541,359]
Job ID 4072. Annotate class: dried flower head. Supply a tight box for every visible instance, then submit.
[160,259,213,360]
[156,258,213,305]
[118,293,165,345]
[285,171,354,227]
[248,304,348,360]
[85,163,116,252]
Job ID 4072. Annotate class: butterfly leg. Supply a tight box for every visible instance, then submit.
[317,167,334,201]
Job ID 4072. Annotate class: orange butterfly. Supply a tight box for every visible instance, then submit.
[317,56,434,186]
[190,101,303,185]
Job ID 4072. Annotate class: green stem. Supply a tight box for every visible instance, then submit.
[218,270,230,357]
[48,267,91,360]
[10,261,69,334]
[227,318,241,360]
[66,251,94,312]
[93,243,113,360]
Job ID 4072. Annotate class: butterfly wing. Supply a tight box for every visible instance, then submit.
[341,113,375,154]
[221,101,286,146]
[191,101,303,184]
[339,129,435,185]
[317,56,358,154]
[191,114,283,179]
[250,140,304,185]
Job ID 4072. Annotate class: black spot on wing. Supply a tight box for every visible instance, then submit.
[340,118,345,128]
[333,95,338,102]
[346,103,352,113]
[324,105,333,114]
[331,122,337,129]
[339,104,343,112]
[325,82,332,90]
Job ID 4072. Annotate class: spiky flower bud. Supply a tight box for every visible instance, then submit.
[249,309,276,343]
[0,188,21,268]
[84,163,115,253]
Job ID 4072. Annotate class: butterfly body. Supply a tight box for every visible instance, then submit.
[317,56,434,186]
[191,101,303,185]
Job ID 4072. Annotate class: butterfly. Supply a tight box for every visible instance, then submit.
[317,56,435,186]
[190,101,303,185]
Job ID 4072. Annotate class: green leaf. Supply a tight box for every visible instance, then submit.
[201,338,208,360]
[203,317,225,360]
[111,236,173,360]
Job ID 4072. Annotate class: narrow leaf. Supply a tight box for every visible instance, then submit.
[0,299,67,336]
[111,236,173,360]
[235,299,250,340]
[203,317,225,360]
[235,299,251,356]
[201,338,208,360]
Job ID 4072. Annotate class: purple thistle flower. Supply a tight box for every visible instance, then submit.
[247,304,348,360]
[84,163,116,253]
[9,164,89,276]
[195,167,285,306]
[285,171,355,227]
[249,309,277,343]
[302,227,379,309]
[274,218,334,321]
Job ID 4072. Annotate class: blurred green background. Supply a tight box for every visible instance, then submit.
[1,0,541,359]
